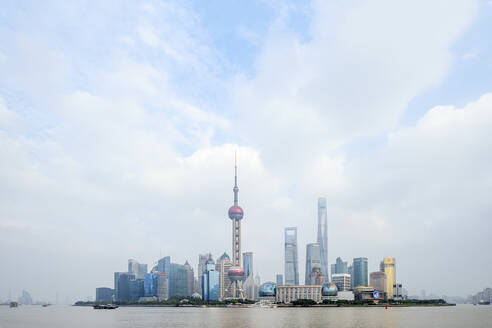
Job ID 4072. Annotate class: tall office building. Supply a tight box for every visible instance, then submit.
[227,157,246,298]
[305,243,321,285]
[352,257,368,287]
[201,256,220,301]
[158,256,171,274]
[128,259,147,279]
[197,253,212,295]
[332,257,348,274]
[381,257,396,299]
[370,271,386,294]
[157,272,168,301]
[216,252,232,299]
[144,273,158,297]
[114,272,134,301]
[184,261,194,297]
[129,279,144,301]
[317,198,328,279]
[276,274,283,286]
[284,227,299,285]
[169,263,188,298]
[308,267,324,285]
[243,274,256,300]
[243,252,253,278]
[348,265,354,289]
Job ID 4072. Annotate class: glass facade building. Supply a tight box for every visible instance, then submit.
[284,227,299,285]
[201,258,220,301]
[332,257,348,274]
[243,252,253,278]
[114,272,134,301]
[353,257,368,288]
[317,198,328,279]
[157,256,171,274]
[169,263,188,298]
[144,273,158,297]
[305,243,321,285]
[129,279,145,301]
[276,274,283,286]
[96,287,114,302]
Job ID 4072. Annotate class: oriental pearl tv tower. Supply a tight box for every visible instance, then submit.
[227,155,245,299]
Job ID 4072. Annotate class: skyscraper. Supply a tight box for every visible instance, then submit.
[184,261,194,297]
[227,157,245,298]
[243,252,253,278]
[202,256,220,301]
[114,272,135,301]
[197,253,212,295]
[128,259,147,279]
[168,263,188,298]
[317,198,328,279]
[305,243,321,285]
[284,227,299,285]
[144,273,158,297]
[381,257,396,299]
[332,257,348,274]
[157,272,168,301]
[352,257,368,287]
[216,252,232,299]
[370,271,386,294]
[276,274,283,286]
[158,256,170,274]
[96,287,114,302]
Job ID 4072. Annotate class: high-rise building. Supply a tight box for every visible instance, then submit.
[169,263,188,298]
[197,253,212,295]
[128,259,147,280]
[284,227,299,285]
[331,273,351,291]
[381,257,396,299]
[216,252,232,300]
[305,243,321,285]
[96,287,114,302]
[129,279,144,301]
[184,261,194,297]
[201,256,220,301]
[276,274,283,286]
[114,272,134,301]
[317,198,328,279]
[157,272,168,301]
[370,271,386,294]
[243,274,256,300]
[348,265,354,289]
[308,267,325,285]
[144,273,158,297]
[243,252,253,278]
[227,158,246,298]
[352,258,368,287]
[332,257,348,274]
[158,256,170,274]
[18,290,33,305]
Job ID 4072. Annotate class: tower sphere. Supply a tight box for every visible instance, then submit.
[227,266,245,281]
[228,205,244,220]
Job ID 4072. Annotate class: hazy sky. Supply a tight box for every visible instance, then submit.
[1,0,492,303]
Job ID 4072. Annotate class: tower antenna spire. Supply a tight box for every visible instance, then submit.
[233,150,238,205]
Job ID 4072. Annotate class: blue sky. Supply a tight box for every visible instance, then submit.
[1,0,491,302]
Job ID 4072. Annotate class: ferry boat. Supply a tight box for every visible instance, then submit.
[10,302,18,308]
[93,304,118,309]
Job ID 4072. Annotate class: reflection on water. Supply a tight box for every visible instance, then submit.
[0,305,491,328]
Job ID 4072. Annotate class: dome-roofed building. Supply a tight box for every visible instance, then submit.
[259,282,276,297]
[322,283,338,297]
[218,252,230,262]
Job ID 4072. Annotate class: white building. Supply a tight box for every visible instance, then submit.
[332,273,351,291]
[276,285,322,303]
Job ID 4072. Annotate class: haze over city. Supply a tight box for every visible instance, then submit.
[1,0,492,304]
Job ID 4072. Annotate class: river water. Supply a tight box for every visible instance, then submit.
[1,304,491,328]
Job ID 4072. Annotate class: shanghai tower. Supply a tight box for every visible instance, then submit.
[317,197,328,280]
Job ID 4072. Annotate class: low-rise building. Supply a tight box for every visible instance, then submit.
[276,285,322,304]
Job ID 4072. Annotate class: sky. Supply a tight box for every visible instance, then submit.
[1,0,492,303]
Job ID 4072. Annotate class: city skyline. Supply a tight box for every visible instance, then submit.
[1,0,492,303]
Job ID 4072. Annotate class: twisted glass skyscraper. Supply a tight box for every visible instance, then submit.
[317,198,328,279]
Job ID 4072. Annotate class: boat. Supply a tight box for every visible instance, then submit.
[10,302,18,308]
[478,300,490,305]
[93,304,118,309]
